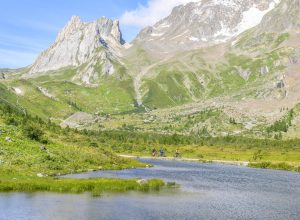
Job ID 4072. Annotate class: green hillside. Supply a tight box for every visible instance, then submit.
[0,85,166,194]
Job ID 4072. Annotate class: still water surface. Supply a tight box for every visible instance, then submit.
[1,159,299,220]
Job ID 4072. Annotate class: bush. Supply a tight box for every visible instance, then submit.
[23,124,44,142]
[89,142,99,148]
[4,116,18,126]
[252,150,263,161]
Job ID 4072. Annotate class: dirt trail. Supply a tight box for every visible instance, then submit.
[118,154,250,167]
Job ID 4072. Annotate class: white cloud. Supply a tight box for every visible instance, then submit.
[120,0,200,28]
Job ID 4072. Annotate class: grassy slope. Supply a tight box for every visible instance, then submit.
[0,87,164,194]
[1,68,136,120]
[139,31,292,109]
[94,108,246,137]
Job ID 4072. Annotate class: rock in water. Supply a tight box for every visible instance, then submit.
[137,179,148,185]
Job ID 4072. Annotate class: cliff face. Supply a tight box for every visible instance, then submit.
[26,16,125,85]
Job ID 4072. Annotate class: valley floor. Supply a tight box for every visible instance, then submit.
[119,154,250,166]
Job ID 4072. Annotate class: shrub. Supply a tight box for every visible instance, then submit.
[89,142,99,148]
[4,116,18,126]
[23,124,44,142]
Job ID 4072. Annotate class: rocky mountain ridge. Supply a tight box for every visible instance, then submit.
[133,0,280,56]
[25,16,126,85]
[23,0,283,83]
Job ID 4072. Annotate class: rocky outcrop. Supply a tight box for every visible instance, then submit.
[25,16,125,85]
[236,67,251,80]
[276,80,285,88]
[37,86,56,100]
[260,66,269,76]
[0,72,5,79]
[60,112,96,128]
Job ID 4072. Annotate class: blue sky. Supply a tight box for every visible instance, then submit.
[0,0,195,68]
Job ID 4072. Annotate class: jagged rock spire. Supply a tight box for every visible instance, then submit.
[27,16,125,76]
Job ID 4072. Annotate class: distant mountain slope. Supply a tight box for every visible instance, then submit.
[123,0,300,109]
[133,0,279,56]
[257,0,300,33]
[2,0,300,138]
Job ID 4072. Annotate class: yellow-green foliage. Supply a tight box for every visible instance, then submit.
[0,171,164,196]
[249,162,300,172]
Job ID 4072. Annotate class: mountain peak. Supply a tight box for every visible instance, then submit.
[55,15,83,42]
[134,0,280,55]
[26,16,125,80]
[70,15,81,23]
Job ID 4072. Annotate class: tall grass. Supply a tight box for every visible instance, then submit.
[0,176,164,196]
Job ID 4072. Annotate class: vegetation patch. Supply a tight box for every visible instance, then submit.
[0,89,166,195]
[0,171,164,196]
[249,162,300,172]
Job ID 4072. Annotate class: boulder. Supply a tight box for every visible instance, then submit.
[276,80,285,88]
[40,145,47,151]
[260,66,269,76]
[137,179,148,185]
[5,137,12,142]
[36,173,44,177]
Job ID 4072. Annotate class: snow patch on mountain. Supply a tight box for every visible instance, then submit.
[235,0,280,36]
[135,0,281,54]
[189,37,200,41]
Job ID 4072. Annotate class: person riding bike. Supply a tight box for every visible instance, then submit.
[175,149,180,158]
[152,148,157,157]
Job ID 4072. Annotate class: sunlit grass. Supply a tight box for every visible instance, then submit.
[0,171,164,196]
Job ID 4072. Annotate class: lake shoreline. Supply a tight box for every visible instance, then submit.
[2,158,299,220]
[119,154,250,166]
[119,154,300,172]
